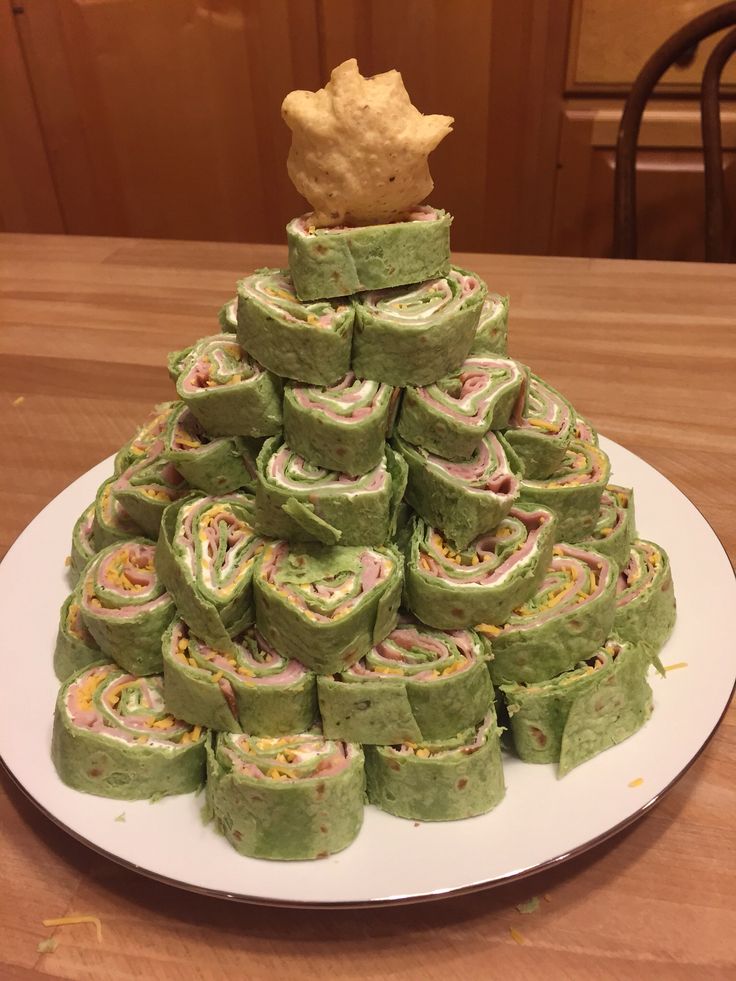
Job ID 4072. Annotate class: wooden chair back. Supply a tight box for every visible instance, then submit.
[614,1,736,261]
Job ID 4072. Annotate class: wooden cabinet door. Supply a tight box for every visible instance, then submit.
[552,101,736,260]
[568,0,736,94]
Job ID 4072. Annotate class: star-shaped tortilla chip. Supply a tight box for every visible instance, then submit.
[282,59,453,226]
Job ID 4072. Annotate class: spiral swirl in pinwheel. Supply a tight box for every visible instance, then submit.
[317,615,493,744]
[52,662,206,799]
[572,412,599,446]
[578,485,636,569]
[79,540,175,676]
[253,437,406,547]
[162,620,317,734]
[205,731,364,859]
[54,591,101,682]
[352,266,486,386]
[479,543,617,684]
[519,440,611,542]
[171,333,282,437]
[156,494,265,654]
[92,476,144,551]
[162,402,261,496]
[503,374,575,479]
[365,707,505,821]
[236,268,354,385]
[501,637,652,776]
[394,431,520,550]
[218,297,237,332]
[254,541,403,674]
[283,372,398,476]
[397,357,527,460]
[114,402,179,475]
[470,293,509,356]
[286,206,452,301]
[113,440,189,540]
[404,507,556,629]
[69,503,97,583]
[614,539,676,668]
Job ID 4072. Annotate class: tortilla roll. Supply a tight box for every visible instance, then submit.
[113,441,189,541]
[404,507,557,629]
[501,636,653,776]
[52,662,206,799]
[283,372,398,476]
[205,731,364,859]
[352,266,486,386]
[479,543,617,684]
[54,592,102,682]
[79,539,175,676]
[236,268,354,385]
[156,494,264,654]
[162,402,261,496]
[253,437,406,547]
[163,619,316,735]
[395,430,520,550]
[519,439,611,542]
[92,476,145,551]
[364,707,505,821]
[470,292,509,356]
[114,402,180,475]
[70,502,97,583]
[254,540,403,674]
[218,297,238,332]
[614,539,676,668]
[318,615,492,744]
[572,412,599,446]
[503,374,574,479]
[397,356,527,460]
[171,333,282,437]
[578,485,636,569]
[286,205,451,301]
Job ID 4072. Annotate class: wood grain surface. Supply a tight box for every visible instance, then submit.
[0,234,734,980]
[4,0,570,255]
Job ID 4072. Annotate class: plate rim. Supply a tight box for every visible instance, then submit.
[1,440,734,909]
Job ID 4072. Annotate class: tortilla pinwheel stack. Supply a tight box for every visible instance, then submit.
[50,59,676,860]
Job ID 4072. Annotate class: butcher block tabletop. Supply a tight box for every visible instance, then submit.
[0,233,734,980]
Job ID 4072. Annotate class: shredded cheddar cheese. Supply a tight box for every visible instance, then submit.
[527,418,558,432]
[42,915,102,943]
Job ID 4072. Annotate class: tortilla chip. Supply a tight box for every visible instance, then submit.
[282,59,453,226]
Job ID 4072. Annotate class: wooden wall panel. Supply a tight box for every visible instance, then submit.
[317,0,571,254]
[318,0,493,253]
[13,0,322,243]
[7,0,570,253]
[485,0,572,255]
[0,1,63,233]
[552,101,736,260]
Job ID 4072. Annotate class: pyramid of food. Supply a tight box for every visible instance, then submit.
[52,60,677,861]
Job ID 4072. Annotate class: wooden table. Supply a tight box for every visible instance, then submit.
[0,234,734,980]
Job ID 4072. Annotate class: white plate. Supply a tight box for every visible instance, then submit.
[0,437,733,908]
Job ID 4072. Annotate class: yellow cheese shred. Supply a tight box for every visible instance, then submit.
[664,661,688,672]
[628,777,644,788]
[509,926,526,945]
[42,915,102,943]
